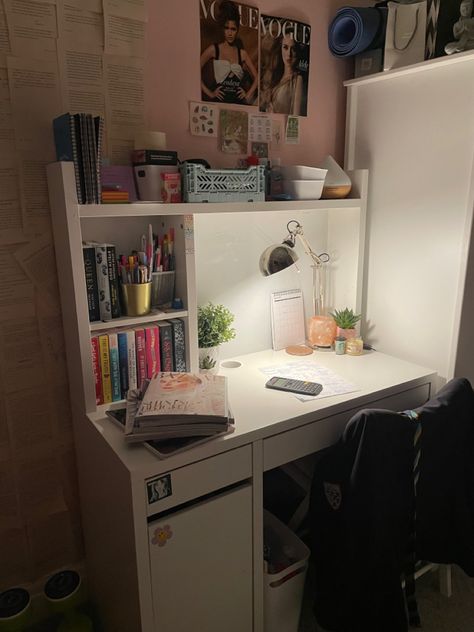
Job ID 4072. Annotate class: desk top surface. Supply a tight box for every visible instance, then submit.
[87,349,436,478]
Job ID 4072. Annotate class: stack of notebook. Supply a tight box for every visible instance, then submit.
[53,112,105,204]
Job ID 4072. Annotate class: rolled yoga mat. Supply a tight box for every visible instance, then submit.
[328,6,384,57]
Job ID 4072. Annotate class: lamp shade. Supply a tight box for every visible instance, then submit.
[259,244,299,277]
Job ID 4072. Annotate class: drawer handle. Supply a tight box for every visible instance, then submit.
[151,524,173,547]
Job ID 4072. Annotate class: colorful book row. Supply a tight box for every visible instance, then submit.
[91,319,186,405]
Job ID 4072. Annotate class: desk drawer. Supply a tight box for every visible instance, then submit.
[263,383,431,471]
[145,444,252,517]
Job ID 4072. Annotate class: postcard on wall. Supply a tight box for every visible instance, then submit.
[249,113,271,142]
[271,119,282,145]
[259,15,310,117]
[200,0,259,106]
[219,108,248,153]
[251,141,268,158]
[189,101,217,137]
[285,115,300,144]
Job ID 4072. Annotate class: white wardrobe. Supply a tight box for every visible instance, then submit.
[344,51,474,386]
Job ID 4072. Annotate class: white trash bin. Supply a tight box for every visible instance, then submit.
[263,509,310,632]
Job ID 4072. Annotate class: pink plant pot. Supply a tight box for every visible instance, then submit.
[336,327,357,340]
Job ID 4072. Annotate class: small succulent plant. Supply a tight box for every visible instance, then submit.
[329,307,361,330]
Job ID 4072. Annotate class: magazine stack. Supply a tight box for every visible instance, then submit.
[118,372,234,451]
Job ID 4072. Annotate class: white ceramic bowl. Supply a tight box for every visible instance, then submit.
[280,165,327,181]
[282,179,324,200]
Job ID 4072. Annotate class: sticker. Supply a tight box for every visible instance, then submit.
[189,101,217,137]
[146,474,172,504]
[151,524,173,547]
[285,115,300,144]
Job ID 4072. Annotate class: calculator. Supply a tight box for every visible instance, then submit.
[265,376,323,396]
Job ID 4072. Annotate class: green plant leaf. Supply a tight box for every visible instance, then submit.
[329,307,361,329]
[197,302,236,348]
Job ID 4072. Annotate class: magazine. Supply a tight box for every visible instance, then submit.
[259,15,311,117]
[200,0,259,106]
[119,372,232,442]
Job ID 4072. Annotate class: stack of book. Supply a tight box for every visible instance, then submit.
[117,372,234,446]
[91,320,186,405]
[83,242,121,322]
[53,112,105,204]
[101,189,129,204]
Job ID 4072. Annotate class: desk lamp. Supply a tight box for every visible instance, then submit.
[260,220,335,350]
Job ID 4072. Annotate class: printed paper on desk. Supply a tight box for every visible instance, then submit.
[271,289,305,351]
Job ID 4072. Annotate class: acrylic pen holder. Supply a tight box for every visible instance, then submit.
[121,282,151,316]
[151,270,175,308]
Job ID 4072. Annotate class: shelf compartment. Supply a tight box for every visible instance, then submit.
[89,309,188,331]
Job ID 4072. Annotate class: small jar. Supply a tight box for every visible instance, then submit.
[346,337,363,356]
[334,336,346,355]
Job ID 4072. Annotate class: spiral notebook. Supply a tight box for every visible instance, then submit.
[270,289,306,350]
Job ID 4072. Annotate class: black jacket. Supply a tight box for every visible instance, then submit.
[309,378,474,632]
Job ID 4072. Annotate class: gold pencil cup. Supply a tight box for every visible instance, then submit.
[121,282,151,316]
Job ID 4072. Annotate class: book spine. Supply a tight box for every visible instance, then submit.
[95,116,105,199]
[145,325,160,378]
[98,334,112,403]
[86,113,98,203]
[135,328,146,390]
[106,244,121,318]
[158,321,173,372]
[108,332,121,401]
[83,246,100,322]
[91,335,103,405]
[170,318,186,371]
[79,112,92,203]
[95,245,112,321]
[117,331,129,399]
[126,329,137,390]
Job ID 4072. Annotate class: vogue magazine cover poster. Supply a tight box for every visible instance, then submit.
[200,0,259,106]
[259,15,311,116]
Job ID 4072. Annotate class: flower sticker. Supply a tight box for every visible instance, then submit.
[151,525,173,547]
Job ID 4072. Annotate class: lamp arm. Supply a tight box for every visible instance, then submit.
[296,232,324,267]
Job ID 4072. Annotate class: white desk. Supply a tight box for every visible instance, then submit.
[79,349,436,632]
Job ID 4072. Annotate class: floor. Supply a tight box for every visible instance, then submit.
[299,565,474,632]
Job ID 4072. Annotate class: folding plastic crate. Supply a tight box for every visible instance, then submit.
[181,163,265,203]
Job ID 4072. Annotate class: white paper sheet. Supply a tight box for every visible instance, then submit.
[0,1,12,68]
[104,10,145,57]
[57,2,104,51]
[103,0,146,22]
[7,56,62,158]
[0,158,25,245]
[4,0,57,61]
[57,43,105,117]
[249,114,271,143]
[259,361,358,401]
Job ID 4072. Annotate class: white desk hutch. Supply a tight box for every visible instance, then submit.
[47,162,436,632]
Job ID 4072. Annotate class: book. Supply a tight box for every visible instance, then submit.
[169,318,186,372]
[117,331,129,399]
[82,245,100,322]
[53,112,84,203]
[145,325,160,378]
[91,335,103,405]
[124,372,232,443]
[94,244,112,321]
[157,321,173,371]
[135,328,146,390]
[94,115,104,201]
[86,113,98,203]
[106,407,235,459]
[126,329,137,391]
[79,113,92,203]
[106,244,121,318]
[98,334,112,404]
[108,332,121,402]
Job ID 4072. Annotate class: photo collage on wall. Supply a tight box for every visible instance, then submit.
[199,0,311,150]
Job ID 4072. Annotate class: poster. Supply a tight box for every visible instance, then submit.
[259,15,311,116]
[200,0,259,106]
[219,109,248,153]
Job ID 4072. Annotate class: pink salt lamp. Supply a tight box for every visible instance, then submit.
[308,315,337,348]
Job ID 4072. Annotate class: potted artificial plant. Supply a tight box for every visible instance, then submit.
[197,302,236,373]
[329,307,361,340]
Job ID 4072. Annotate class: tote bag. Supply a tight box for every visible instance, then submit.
[384,1,427,70]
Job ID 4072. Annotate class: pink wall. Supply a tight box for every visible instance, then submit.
[145,0,354,168]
